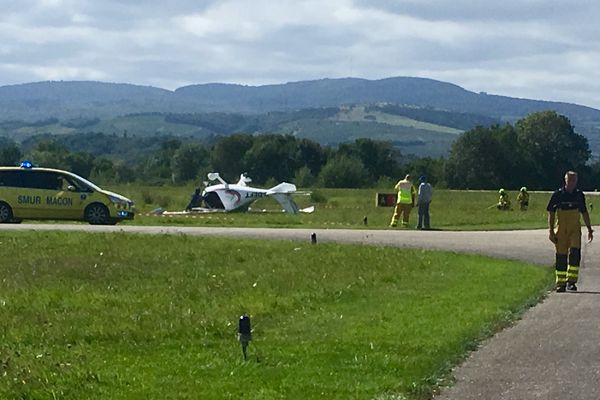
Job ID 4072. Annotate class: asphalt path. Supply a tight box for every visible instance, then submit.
[2,223,599,399]
[0,223,553,263]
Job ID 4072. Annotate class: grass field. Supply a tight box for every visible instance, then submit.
[0,231,552,399]
[103,184,587,231]
[332,106,463,135]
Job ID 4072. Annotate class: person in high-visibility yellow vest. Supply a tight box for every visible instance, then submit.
[548,171,594,292]
[517,187,529,211]
[390,174,416,227]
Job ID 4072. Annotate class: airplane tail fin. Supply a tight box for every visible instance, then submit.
[270,193,300,214]
[263,182,298,213]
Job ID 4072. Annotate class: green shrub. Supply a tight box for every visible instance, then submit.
[310,189,328,203]
[141,190,154,204]
[294,166,315,187]
[155,195,171,208]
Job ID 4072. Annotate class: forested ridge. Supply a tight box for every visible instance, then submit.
[3,76,600,155]
[2,111,599,190]
[2,77,600,189]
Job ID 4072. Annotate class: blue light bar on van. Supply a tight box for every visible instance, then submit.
[20,161,33,169]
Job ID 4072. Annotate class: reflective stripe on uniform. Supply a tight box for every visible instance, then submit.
[555,270,567,284]
[567,265,579,282]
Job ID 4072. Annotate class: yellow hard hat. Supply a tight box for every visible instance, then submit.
[520,187,527,192]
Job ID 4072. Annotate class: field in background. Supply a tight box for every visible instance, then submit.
[0,232,552,399]
[332,105,463,134]
[2,105,462,157]
[105,185,583,230]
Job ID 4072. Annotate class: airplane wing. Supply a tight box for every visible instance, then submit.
[266,182,296,194]
[162,208,226,215]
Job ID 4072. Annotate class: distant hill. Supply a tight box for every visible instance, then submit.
[2,77,600,121]
[2,76,600,155]
[174,77,600,124]
[1,106,474,157]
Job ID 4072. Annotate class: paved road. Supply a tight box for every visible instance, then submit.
[2,223,599,399]
[0,223,553,263]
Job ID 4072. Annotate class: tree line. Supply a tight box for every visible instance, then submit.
[0,110,598,190]
[0,133,403,188]
[445,110,594,190]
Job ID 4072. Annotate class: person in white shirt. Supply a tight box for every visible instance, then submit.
[416,175,433,230]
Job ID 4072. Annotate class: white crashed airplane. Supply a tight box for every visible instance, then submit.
[182,172,313,214]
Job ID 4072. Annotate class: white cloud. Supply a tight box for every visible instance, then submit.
[1,0,600,108]
[30,65,107,81]
[0,62,107,82]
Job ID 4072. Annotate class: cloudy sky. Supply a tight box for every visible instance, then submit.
[2,0,600,108]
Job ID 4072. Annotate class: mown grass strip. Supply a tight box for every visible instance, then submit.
[0,231,552,399]
[106,186,581,230]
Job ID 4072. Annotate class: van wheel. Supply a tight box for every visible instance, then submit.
[0,202,13,223]
[85,203,110,225]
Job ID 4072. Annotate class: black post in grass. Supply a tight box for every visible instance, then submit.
[311,233,317,244]
[238,314,252,360]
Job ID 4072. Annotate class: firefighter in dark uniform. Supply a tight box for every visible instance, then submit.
[547,171,594,292]
[185,188,202,211]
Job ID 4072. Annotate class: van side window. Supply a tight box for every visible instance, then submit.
[0,171,23,187]
[0,170,92,192]
[0,170,36,188]
[21,171,62,190]
[62,174,92,192]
